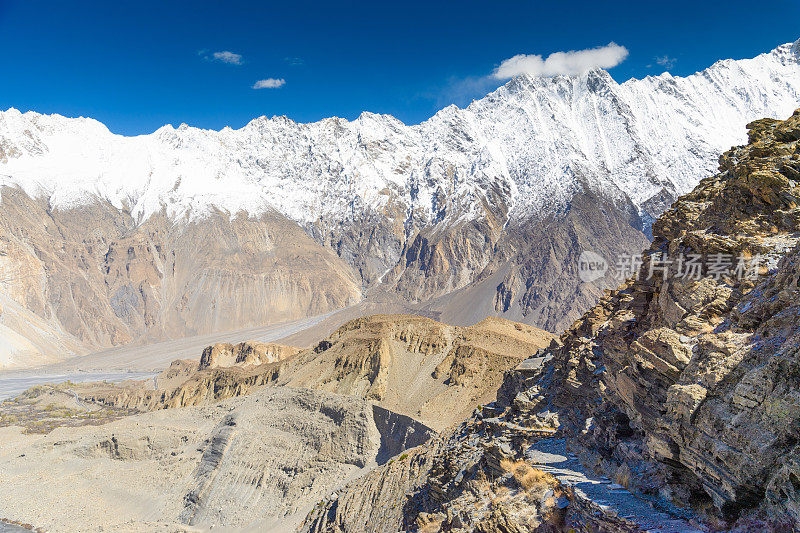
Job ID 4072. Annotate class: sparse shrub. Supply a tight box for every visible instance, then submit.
[519,466,556,492]
[500,458,557,492]
[614,462,632,489]
[0,414,18,424]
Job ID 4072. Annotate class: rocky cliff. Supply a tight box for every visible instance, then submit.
[300,110,800,532]
[198,341,300,369]
[531,108,800,527]
[278,315,555,430]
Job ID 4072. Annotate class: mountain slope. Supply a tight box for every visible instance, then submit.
[0,190,362,368]
[277,314,554,429]
[0,40,798,366]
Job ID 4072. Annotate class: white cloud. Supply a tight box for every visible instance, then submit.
[492,42,629,79]
[655,55,677,70]
[212,51,243,65]
[253,78,286,89]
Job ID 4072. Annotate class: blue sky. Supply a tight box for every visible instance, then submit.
[2,0,798,136]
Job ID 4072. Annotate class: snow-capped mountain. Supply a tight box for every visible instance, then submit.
[2,40,799,227]
[0,40,798,368]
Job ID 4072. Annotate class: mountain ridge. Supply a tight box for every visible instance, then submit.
[2,40,798,226]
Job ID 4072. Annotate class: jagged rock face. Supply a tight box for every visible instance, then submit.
[511,109,800,527]
[303,436,443,533]
[410,184,649,334]
[483,185,650,332]
[0,188,361,368]
[300,409,643,533]
[1,42,798,364]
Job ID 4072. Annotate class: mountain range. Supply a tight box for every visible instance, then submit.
[0,39,798,368]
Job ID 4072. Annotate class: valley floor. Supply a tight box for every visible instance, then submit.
[0,371,156,401]
[27,311,337,373]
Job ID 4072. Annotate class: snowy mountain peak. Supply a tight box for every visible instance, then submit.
[789,37,800,57]
[769,37,800,64]
[1,41,799,230]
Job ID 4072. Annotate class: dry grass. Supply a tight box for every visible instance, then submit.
[500,458,558,492]
[490,484,511,504]
[614,463,632,489]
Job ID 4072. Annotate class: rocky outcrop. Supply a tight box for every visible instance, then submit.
[277,314,554,430]
[73,357,285,411]
[198,341,300,369]
[301,411,648,533]
[372,405,437,464]
[503,108,800,528]
[303,436,445,533]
